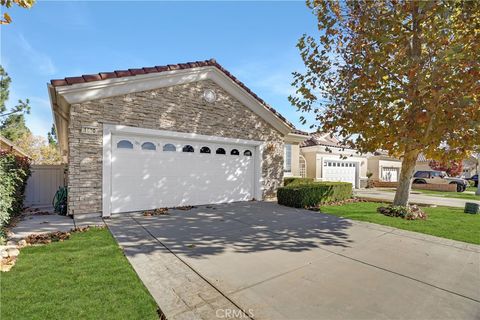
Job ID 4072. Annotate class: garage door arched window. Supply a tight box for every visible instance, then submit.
[141,142,156,151]
[182,145,194,153]
[216,148,226,155]
[163,143,176,152]
[243,150,252,156]
[117,140,134,149]
[230,149,239,156]
[200,146,211,154]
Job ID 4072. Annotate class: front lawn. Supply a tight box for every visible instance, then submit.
[1,228,158,320]
[320,202,480,245]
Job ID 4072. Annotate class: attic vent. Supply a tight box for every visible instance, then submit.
[203,89,217,103]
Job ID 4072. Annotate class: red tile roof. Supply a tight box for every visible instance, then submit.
[292,129,309,136]
[300,133,355,149]
[50,58,297,129]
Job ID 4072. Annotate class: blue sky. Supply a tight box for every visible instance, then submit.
[1,1,318,137]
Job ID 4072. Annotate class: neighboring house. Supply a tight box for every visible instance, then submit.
[415,153,432,172]
[0,135,29,158]
[415,153,478,178]
[367,151,402,182]
[300,133,368,188]
[461,155,479,178]
[48,59,305,217]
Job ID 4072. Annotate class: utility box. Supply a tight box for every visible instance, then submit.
[464,202,480,214]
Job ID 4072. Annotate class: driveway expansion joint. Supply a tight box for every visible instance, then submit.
[129,215,254,320]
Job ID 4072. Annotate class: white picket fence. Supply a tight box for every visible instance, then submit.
[24,165,66,208]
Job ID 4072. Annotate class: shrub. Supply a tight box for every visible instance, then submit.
[0,150,31,238]
[283,177,314,186]
[277,182,352,208]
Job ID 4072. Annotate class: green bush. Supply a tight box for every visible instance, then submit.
[283,177,314,186]
[277,182,352,208]
[0,150,31,239]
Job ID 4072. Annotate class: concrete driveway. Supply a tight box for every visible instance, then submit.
[107,202,480,320]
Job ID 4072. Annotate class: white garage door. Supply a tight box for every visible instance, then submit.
[110,134,256,213]
[381,167,398,182]
[323,160,357,187]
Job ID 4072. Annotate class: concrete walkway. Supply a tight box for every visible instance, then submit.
[9,213,105,240]
[355,188,480,208]
[9,214,75,240]
[106,202,480,320]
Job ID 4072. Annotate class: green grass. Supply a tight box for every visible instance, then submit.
[1,228,158,320]
[321,202,480,245]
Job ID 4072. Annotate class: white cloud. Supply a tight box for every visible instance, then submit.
[18,34,57,75]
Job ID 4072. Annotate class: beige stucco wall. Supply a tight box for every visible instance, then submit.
[303,151,317,179]
[67,79,284,215]
[368,157,402,180]
[285,144,301,177]
[415,162,431,172]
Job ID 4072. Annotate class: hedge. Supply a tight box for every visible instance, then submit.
[277,182,352,208]
[283,177,314,186]
[0,150,31,239]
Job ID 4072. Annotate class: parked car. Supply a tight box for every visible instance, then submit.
[466,174,478,187]
[412,170,468,192]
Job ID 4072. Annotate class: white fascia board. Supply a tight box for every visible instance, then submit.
[104,124,264,146]
[54,66,292,135]
[285,133,309,144]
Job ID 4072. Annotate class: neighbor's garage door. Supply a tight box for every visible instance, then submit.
[323,160,357,187]
[110,134,256,213]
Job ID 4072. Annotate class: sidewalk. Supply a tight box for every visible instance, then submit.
[354,189,480,208]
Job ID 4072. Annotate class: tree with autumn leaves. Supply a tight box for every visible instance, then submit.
[0,0,35,25]
[291,0,479,205]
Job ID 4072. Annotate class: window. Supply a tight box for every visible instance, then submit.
[231,149,240,156]
[163,143,176,152]
[182,145,194,153]
[243,150,252,156]
[216,148,226,155]
[284,144,292,173]
[141,142,156,151]
[117,140,133,149]
[200,146,211,154]
[414,171,429,178]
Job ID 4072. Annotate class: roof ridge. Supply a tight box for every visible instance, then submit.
[50,58,297,129]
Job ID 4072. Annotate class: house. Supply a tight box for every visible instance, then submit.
[299,133,368,188]
[415,153,432,172]
[0,135,29,158]
[460,155,478,178]
[367,151,402,182]
[48,59,306,217]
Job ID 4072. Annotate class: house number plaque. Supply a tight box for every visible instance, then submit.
[81,126,98,135]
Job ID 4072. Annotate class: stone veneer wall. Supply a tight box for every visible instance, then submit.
[68,80,284,215]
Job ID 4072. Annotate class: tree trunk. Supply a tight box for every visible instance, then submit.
[393,149,420,206]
